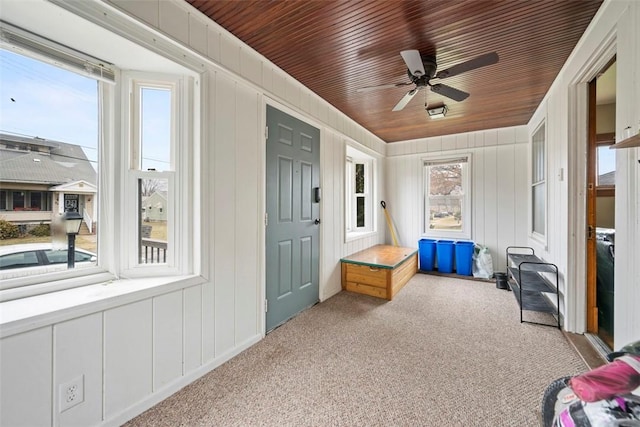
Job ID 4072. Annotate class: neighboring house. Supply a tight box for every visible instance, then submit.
[142,191,168,222]
[0,133,97,233]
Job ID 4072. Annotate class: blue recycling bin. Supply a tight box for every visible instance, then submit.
[436,240,455,273]
[455,241,475,276]
[418,238,437,271]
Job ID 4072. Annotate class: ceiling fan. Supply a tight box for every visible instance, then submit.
[357,50,499,111]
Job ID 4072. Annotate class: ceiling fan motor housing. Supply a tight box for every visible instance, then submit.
[407,55,437,85]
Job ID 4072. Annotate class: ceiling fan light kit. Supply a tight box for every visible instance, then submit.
[427,104,448,119]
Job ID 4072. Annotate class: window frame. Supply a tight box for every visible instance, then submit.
[422,154,472,240]
[345,144,376,240]
[595,133,615,197]
[531,122,547,240]
[120,72,193,277]
[0,26,198,301]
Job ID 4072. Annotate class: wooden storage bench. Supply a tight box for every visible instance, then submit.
[341,244,418,300]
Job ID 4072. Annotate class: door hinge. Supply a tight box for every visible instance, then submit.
[265,299,268,312]
[265,212,268,227]
[265,126,268,139]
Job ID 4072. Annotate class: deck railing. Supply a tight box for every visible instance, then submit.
[140,238,167,264]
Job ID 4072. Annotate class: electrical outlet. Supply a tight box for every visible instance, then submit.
[59,375,84,413]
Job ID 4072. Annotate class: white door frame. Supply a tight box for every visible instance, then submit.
[565,34,617,333]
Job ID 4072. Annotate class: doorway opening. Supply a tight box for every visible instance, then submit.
[587,59,616,350]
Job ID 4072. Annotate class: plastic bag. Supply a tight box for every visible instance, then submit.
[472,244,494,279]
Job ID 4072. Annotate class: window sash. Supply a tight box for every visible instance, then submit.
[531,123,546,237]
[122,72,190,276]
[346,157,371,232]
[423,156,470,238]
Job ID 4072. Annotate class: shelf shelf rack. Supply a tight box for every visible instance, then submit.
[506,246,560,329]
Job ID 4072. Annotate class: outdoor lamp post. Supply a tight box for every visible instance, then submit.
[64,211,83,268]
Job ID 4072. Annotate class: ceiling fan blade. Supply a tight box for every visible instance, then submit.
[430,83,469,102]
[400,50,426,77]
[392,88,420,111]
[435,52,499,79]
[356,82,412,93]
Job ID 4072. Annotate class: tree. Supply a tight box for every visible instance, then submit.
[429,164,462,196]
[140,178,164,197]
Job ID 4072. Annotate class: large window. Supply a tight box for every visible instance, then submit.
[0,21,196,298]
[0,40,99,285]
[345,145,375,237]
[423,155,471,239]
[531,123,546,237]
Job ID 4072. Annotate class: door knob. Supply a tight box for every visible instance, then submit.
[314,218,321,225]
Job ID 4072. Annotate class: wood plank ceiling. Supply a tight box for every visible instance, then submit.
[187,0,603,143]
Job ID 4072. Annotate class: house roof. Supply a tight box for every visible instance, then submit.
[0,133,96,186]
[599,171,615,187]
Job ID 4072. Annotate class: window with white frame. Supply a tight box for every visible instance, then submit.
[531,123,546,237]
[345,145,375,236]
[129,79,173,267]
[423,155,471,239]
[0,21,196,300]
[0,27,101,289]
[123,73,192,276]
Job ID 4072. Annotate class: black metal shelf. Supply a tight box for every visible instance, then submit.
[509,282,558,314]
[506,246,560,329]
[507,267,557,293]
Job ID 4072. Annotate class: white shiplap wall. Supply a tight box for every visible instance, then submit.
[0,1,385,426]
[385,127,529,272]
[526,0,640,343]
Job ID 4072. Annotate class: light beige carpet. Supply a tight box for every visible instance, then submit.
[125,274,587,426]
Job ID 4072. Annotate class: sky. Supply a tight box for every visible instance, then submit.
[0,49,99,165]
[0,48,171,172]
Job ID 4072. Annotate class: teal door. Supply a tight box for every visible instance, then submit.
[266,105,320,331]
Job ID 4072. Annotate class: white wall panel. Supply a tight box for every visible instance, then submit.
[108,0,159,28]
[0,327,52,427]
[220,33,241,74]
[184,285,203,372]
[202,71,217,363]
[207,29,221,63]
[514,144,529,246]
[496,146,516,270]
[153,291,183,390]
[104,300,152,418]
[158,0,189,45]
[483,146,499,267]
[240,48,263,87]
[213,72,237,354]
[189,13,208,57]
[55,314,102,427]
[442,135,456,151]
[472,149,486,250]
[235,84,260,342]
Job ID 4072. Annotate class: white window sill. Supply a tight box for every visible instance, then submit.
[345,230,376,243]
[0,274,205,339]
